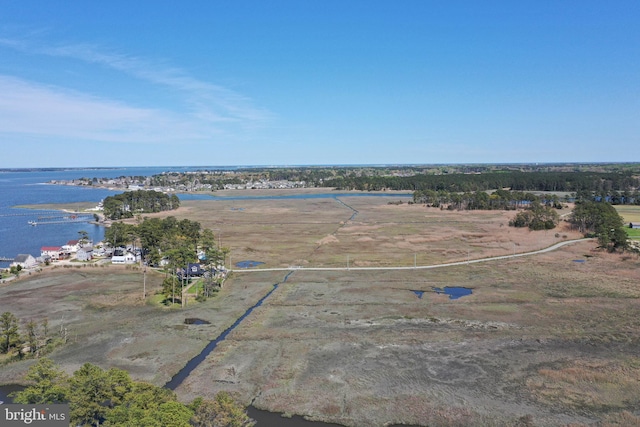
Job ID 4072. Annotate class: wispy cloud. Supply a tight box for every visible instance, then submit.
[41,43,269,123]
[0,75,216,143]
[0,37,271,145]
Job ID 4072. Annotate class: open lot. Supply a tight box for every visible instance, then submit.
[153,192,581,269]
[615,205,640,224]
[2,192,640,426]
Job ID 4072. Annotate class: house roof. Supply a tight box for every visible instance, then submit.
[14,254,34,262]
[66,240,79,245]
[112,251,135,258]
[41,246,62,251]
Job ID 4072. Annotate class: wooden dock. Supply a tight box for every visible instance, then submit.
[27,214,94,225]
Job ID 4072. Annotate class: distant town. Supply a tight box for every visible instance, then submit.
[46,163,640,193]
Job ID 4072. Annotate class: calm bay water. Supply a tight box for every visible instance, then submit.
[0,167,411,268]
[0,167,192,268]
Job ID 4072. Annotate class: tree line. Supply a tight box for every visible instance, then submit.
[11,358,255,427]
[323,171,640,194]
[103,190,180,220]
[412,188,564,211]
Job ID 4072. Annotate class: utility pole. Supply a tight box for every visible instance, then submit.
[143,267,146,300]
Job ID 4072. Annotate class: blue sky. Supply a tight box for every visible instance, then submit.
[1,1,638,167]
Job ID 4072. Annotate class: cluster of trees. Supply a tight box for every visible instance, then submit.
[569,200,628,252]
[103,190,180,220]
[12,358,255,427]
[413,188,563,211]
[325,171,640,193]
[509,201,560,230]
[1,312,57,358]
[104,217,227,303]
[8,264,23,276]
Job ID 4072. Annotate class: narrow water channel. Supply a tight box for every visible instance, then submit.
[0,269,425,426]
[164,271,293,390]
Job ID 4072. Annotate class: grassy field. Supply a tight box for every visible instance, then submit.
[143,192,581,270]
[2,191,639,427]
[614,205,640,240]
[615,205,640,223]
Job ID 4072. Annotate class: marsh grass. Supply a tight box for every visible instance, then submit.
[3,193,640,426]
[156,195,582,269]
[527,358,640,412]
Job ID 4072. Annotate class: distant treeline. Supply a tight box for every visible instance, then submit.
[413,188,563,211]
[321,171,640,194]
[103,190,180,219]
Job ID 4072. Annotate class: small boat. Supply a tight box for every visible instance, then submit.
[28,221,37,226]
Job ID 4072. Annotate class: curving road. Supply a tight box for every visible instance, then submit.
[231,238,592,273]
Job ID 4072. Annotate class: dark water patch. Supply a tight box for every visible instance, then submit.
[573,259,586,263]
[411,290,425,299]
[165,271,294,391]
[235,260,265,268]
[247,406,424,427]
[0,384,25,403]
[247,406,346,427]
[184,318,210,325]
[433,286,472,300]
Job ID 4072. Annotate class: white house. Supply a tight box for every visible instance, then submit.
[62,240,81,253]
[11,254,37,269]
[76,246,93,262]
[41,246,62,261]
[112,251,136,264]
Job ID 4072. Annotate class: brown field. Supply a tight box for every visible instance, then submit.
[2,191,640,427]
[148,192,581,269]
[615,205,640,223]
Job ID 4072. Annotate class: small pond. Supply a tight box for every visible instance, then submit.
[411,290,425,299]
[235,260,265,268]
[184,318,210,325]
[433,286,472,300]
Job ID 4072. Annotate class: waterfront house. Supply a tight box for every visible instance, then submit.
[11,254,37,269]
[62,240,81,253]
[76,246,93,262]
[111,251,136,264]
[41,246,62,261]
